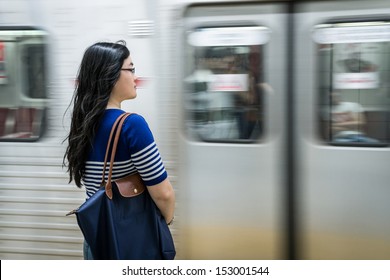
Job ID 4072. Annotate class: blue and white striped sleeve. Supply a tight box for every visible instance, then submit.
[122,114,168,186]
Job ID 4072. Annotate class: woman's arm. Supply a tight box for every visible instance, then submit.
[147,178,175,224]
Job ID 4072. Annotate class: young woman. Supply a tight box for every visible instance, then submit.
[63,41,175,259]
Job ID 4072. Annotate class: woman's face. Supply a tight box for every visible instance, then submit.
[111,56,138,103]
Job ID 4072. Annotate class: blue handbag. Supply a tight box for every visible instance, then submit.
[67,113,176,260]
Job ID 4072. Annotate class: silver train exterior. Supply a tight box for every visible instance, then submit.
[0,0,389,259]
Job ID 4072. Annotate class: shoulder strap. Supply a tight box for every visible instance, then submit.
[100,113,127,186]
[101,112,132,199]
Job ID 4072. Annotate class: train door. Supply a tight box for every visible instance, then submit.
[295,0,390,259]
[177,3,288,259]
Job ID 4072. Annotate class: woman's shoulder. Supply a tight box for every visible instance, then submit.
[122,113,152,136]
[124,113,148,127]
[122,113,155,148]
[103,109,147,125]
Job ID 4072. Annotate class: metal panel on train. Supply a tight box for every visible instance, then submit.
[295,0,390,259]
[177,3,288,259]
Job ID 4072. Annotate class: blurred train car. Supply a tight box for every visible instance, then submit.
[0,0,389,260]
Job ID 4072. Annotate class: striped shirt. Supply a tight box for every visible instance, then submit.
[82,109,167,198]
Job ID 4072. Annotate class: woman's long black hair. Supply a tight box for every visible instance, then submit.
[63,41,130,188]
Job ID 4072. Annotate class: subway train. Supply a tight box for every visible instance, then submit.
[0,0,389,260]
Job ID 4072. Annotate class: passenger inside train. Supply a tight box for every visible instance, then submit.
[322,90,379,143]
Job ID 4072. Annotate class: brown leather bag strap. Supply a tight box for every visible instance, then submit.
[104,112,132,199]
[100,113,128,186]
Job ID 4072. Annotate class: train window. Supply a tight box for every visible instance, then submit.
[314,22,390,146]
[0,29,48,141]
[183,26,270,143]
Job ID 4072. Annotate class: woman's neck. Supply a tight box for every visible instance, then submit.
[106,101,121,109]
